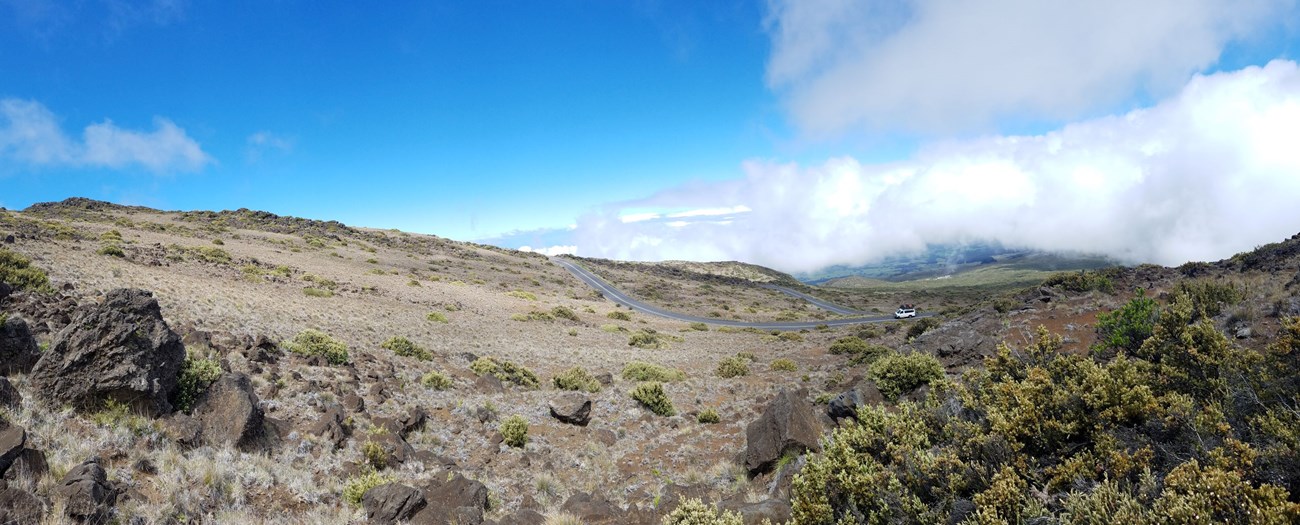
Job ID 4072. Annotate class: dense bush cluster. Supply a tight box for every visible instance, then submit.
[1043,269,1117,294]
[628,329,667,349]
[470,356,539,388]
[630,382,675,416]
[660,498,743,525]
[0,248,51,292]
[500,415,529,448]
[868,351,943,400]
[380,336,431,361]
[622,361,686,382]
[791,288,1300,524]
[420,370,452,390]
[284,329,349,365]
[552,366,601,393]
[174,355,223,413]
[715,355,751,379]
[830,336,891,365]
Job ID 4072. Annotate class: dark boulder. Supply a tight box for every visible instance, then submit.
[308,405,349,449]
[29,289,185,415]
[376,407,427,438]
[560,492,627,524]
[362,483,426,524]
[827,382,884,421]
[742,388,821,476]
[412,473,489,525]
[0,423,25,478]
[57,458,117,523]
[549,393,592,426]
[0,316,38,376]
[0,486,45,524]
[2,448,48,485]
[498,509,546,525]
[191,373,264,451]
[0,378,20,409]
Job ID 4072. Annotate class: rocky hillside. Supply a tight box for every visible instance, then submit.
[1,198,1299,524]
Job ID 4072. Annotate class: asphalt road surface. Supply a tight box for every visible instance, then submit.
[551,257,931,329]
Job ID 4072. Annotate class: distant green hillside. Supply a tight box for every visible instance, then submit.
[799,242,1116,286]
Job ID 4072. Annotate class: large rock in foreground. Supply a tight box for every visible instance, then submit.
[363,483,426,524]
[742,388,822,476]
[191,373,265,450]
[0,316,39,376]
[29,289,185,415]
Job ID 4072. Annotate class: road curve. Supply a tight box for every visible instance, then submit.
[551,257,929,329]
[759,283,863,316]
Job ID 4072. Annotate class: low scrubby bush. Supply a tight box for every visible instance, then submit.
[715,355,750,378]
[770,358,798,372]
[381,336,431,361]
[284,329,349,365]
[420,370,452,390]
[342,470,393,508]
[905,317,941,340]
[630,382,675,416]
[507,290,538,301]
[628,329,666,349]
[470,356,539,388]
[174,354,222,413]
[622,361,686,382]
[606,310,632,321]
[500,415,528,448]
[553,366,601,393]
[868,351,942,400]
[426,311,448,323]
[0,248,50,292]
[97,244,125,257]
[661,498,743,525]
[551,306,580,321]
[697,408,720,424]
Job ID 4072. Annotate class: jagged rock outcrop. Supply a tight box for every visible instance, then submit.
[309,405,350,449]
[0,378,20,409]
[0,485,45,524]
[362,483,426,524]
[0,423,25,478]
[29,289,185,415]
[548,393,592,426]
[742,388,821,476]
[191,373,264,450]
[57,458,117,523]
[559,492,628,524]
[0,316,38,376]
[908,310,999,368]
[411,473,489,525]
[827,382,884,421]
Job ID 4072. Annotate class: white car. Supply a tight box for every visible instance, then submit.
[894,307,917,319]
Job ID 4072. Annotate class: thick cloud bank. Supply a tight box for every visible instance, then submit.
[572,61,1300,272]
[0,98,211,173]
[765,0,1293,135]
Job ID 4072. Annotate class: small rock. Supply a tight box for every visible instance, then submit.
[0,423,26,477]
[3,448,49,485]
[499,509,546,525]
[132,458,157,475]
[474,375,504,395]
[57,458,117,523]
[0,316,39,376]
[827,382,884,421]
[191,373,265,451]
[560,492,626,524]
[362,483,426,524]
[308,405,349,449]
[0,486,45,524]
[413,473,488,525]
[549,393,592,426]
[1235,326,1253,339]
[342,393,365,413]
[0,378,20,408]
[160,413,201,448]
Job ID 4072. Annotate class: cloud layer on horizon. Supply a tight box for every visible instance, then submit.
[765,0,1296,135]
[0,98,212,173]
[566,61,1300,273]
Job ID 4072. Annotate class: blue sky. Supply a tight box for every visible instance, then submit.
[4,1,1300,271]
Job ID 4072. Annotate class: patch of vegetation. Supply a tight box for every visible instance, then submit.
[715,355,750,379]
[661,498,743,525]
[301,274,337,289]
[470,356,539,388]
[100,229,123,242]
[512,310,555,322]
[628,329,667,349]
[630,382,675,416]
[342,470,393,508]
[688,322,709,331]
[1093,288,1159,355]
[0,248,51,292]
[426,311,449,323]
[283,329,349,365]
[90,399,153,435]
[905,317,941,340]
[622,361,686,382]
[777,331,804,342]
[380,336,431,361]
[362,439,387,470]
[829,336,870,355]
[771,358,798,372]
[1175,278,1244,319]
[600,324,628,333]
[606,310,632,321]
[500,415,529,448]
[420,370,452,390]
[553,366,601,393]
[550,305,580,321]
[868,351,943,400]
[1043,268,1116,294]
[97,244,125,257]
[174,354,223,413]
[697,408,720,424]
[303,287,334,298]
[507,290,538,301]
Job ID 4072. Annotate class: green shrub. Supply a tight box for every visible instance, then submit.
[420,370,452,390]
[689,322,709,331]
[500,415,529,448]
[342,470,393,508]
[905,317,941,340]
[868,351,943,400]
[381,336,431,361]
[0,249,51,292]
[1094,289,1159,354]
[715,355,750,378]
[1043,269,1116,294]
[426,311,449,323]
[856,325,884,339]
[628,330,666,349]
[551,306,580,321]
[600,324,627,333]
[507,290,538,301]
[210,238,224,245]
[303,287,333,298]
[777,331,804,342]
[362,440,387,470]
[661,498,743,525]
[697,408,720,424]
[622,361,686,382]
[302,274,338,289]
[174,355,222,413]
[284,329,349,365]
[512,310,555,322]
[470,356,539,388]
[606,310,632,321]
[192,246,231,264]
[97,244,125,257]
[771,358,798,372]
[829,336,870,355]
[630,382,675,416]
[1175,278,1244,319]
[272,265,293,277]
[100,229,123,242]
[553,366,601,393]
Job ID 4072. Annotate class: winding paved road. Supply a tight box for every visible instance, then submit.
[551,257,929,329]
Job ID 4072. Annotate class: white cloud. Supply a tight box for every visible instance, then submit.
[519,245,578,257]
[665,205,753,219]
[0,98,212,172]
[245,130,294,162]
[765,0,1295,135]
[573,61,1300,272]
[619,212,662,223]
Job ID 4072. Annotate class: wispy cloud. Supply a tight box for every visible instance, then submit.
[571,61,1300,271]
[0,98,212,172]
[245,130,294,163]
[765,0,1295,136]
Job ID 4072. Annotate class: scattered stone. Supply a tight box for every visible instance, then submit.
[1235,326,1253,339]
[594,372,614,386]
[474,375,504,395]
[656,483,710,515]
[377,407,427,438]
[827,382,884,422]
[0,378,20,408]
[560,492,626,524]
[0,316,39,376]
[742,388,822,476]
[309,405,350,449]
[0,282,10,300]
[366,430,416,468]
[191,373,265,451]
[413,473,488,525]
[2,235,12,244]
[0,486,45,524]
[342,392,365,413]
[57,458,117,523]
[2,448,48,485]
[160,414,201,448]
[549,393,592,426]
[0,423,26,478]
[498,509,546,525]
[29,289,185,415]
[132,458,157,475]
[362,483,426,524]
